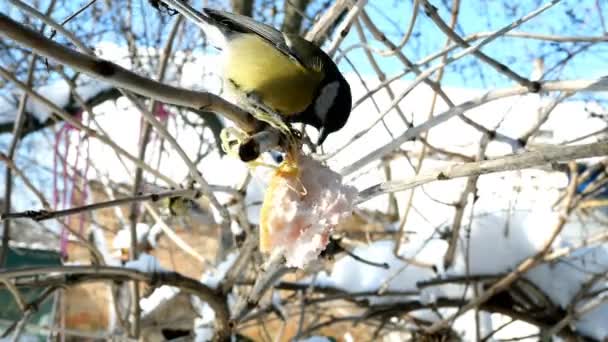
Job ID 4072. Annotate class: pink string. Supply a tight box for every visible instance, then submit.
[52,128,63,208]
[79,139,90,236]
[154,103,170,122]
[53,125,67,258]
[60,129,70,259]
[55,110,84,259]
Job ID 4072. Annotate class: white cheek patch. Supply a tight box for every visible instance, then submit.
[202,22,228,50]
[315,81,340,122]
[282,33,293,48]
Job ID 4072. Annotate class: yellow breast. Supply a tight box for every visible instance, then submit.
[224,34,323,115]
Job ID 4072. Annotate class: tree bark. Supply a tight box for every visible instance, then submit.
[282,0,312,34]
[231,0,254,16]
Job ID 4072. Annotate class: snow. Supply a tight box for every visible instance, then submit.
[194,320,214,342]
[139,252,239,331]
[488,314,540,341]
[317,239,441,301]
[140,285,180,315]
[0,76,112,124]
[575,302,608,340]
[200,252,237,289]
[112,223,154,250]
[192,252,238,341]
[526,246,608,307]
[316,205,608,340]
[334,76,606,165]
[124,252,166,273]
[448,208,559,275]
[0,39,607,341]
[74,80,111,100]
[26,81,69,123]
[90,224,120,266]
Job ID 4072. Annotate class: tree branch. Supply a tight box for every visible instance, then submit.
[0,266,231,340]
[0,12,261,134]
[357,141,608,203]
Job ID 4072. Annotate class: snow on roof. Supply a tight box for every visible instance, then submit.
[6,239,60,253]
[0,218,60,251]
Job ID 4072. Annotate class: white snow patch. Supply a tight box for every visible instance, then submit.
[90,224,120,266]
[113,223,153,250]
[317,239,449,304]
[449,209,560,275]
[193,253,238,341]
[200,252,237,289]
[0,77,112,124]
[124,252,166,273]
[140,285,180,315]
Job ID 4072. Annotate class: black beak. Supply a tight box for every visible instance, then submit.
[316,127,329,146]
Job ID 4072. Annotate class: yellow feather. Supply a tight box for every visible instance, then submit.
[224,34,324,115]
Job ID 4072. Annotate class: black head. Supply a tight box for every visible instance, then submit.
[278,34,353,145]
[313,73,352,146]
[286,73,352,146]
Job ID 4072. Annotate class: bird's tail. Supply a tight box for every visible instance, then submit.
[160,0,227,49]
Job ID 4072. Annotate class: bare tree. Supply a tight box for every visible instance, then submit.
[0,0,607,341]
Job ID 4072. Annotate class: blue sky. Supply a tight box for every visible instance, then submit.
[3,0,607,91]
[337,0,607,89]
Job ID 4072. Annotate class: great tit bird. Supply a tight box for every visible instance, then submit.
[161,0,352,145]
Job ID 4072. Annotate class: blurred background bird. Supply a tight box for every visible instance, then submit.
[161,0,352,146]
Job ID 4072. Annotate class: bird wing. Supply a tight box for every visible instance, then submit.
[203,8,309,68]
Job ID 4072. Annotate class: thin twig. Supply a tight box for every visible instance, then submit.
[1,279,26,312]
[56,0,97,28]
[392,0,461,262]
[143,202,211,267]
[376,0,420,56]
[340,0,577,175]
[126,15,183,338]
[424,161,579,333]
[0,65,178,186]
[231,253,291,323]
[0,11,260,133]
[443,135,488,268]
[0,153,51,209]
[357,141,608,203]
[0,54,37,266]
[422,0,538,91]
[545,272,606,337]
[1,188,200,221]
[0,265,231,340]
[305,0,350,44]
[0,286,57,339]
[326,0,368,57]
